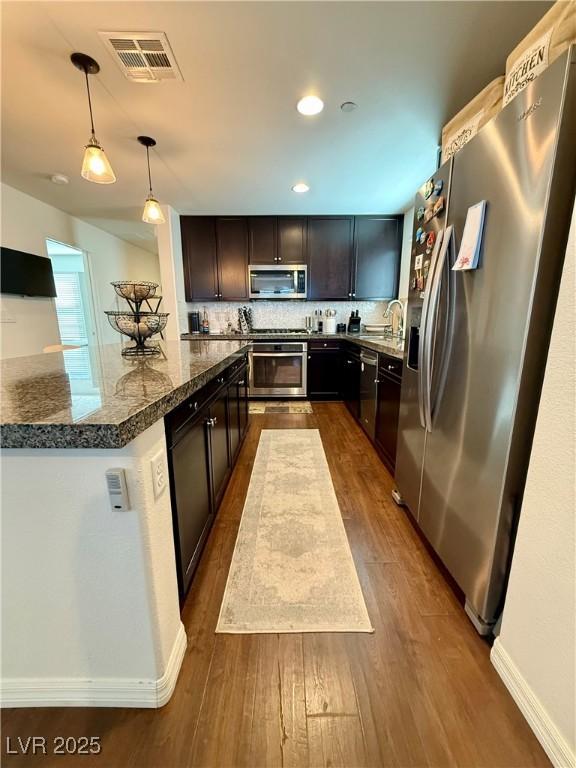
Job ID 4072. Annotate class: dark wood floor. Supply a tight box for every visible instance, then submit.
[2,404,549,768]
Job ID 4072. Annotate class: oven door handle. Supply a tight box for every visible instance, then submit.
[250,352,305,357]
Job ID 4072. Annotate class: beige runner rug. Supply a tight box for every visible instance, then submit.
[216,429,373,633]
[248,401,313,414]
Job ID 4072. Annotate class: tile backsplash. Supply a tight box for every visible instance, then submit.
[186,300,393,333]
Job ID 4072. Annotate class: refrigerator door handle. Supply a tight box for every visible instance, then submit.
[422,225,453,432]
[418,229,445,429]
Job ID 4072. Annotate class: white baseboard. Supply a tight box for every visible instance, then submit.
[156,622,187,707]
[1,623,187,709]
[491,638,575,768]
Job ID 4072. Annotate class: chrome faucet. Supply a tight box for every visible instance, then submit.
[383,300,404,337]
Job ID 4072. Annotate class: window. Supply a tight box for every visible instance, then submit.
[47,240,96,382]
[53,271,88,346]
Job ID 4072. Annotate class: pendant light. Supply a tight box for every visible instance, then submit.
[138,136,165,224]
[71,52,116,184]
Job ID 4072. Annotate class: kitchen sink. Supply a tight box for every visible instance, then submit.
[358,334,389,341]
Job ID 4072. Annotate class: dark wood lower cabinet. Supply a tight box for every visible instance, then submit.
[228,361,249,462]
[166,354,250,602]
[341,345,402,474]
[375,361,402,473]
[238,369,249,439]
[307,342,342,400]
[168,410,213,600]
[209,390,230,509]
[341,347,362,420]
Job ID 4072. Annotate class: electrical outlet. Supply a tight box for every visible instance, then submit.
[151,451,167,499]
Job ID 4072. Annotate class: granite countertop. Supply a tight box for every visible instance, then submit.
[180,332,405,360]
[1,340,250,449]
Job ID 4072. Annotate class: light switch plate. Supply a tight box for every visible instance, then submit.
[151,451,167,499]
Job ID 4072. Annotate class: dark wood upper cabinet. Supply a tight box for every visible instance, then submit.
[182,213,401,302]
[181,217,218,301]
[277,217,307,265]
[249,217,277,264]
[308,217,354,300]
[216,217,249,300]
[353,216,401,300]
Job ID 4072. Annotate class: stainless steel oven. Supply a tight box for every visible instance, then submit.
[249,342,308,397]
[248,264,307,299]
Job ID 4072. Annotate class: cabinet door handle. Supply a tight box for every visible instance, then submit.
[352,293,356,297]
[348,292,352,297]
[214,293,218,297]
[278,257,282,262]
[308,355,311,360]
[238,380,245,386]
[387,364,395,370]
[375,379,381,384]
[206,417,216,427]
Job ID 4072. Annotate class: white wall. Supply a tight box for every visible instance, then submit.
[157,205,188,340]
[399,206,414,300]
[491,204,576,768]
[1,419,185,707]
[0,183,160,358]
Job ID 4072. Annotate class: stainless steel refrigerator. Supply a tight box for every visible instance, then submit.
[394,46,576,634]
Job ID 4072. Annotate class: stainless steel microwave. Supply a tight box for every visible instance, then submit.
[248,264,307,299]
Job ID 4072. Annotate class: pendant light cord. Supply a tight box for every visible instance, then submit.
[146,146,153,194]
[84,70,96,136]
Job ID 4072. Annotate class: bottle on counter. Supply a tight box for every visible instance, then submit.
[317,309,323,334]
[201,307,210,334]
[313,310,319,333]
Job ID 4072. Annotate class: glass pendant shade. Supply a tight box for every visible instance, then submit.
[81,136,116,184]
[142,194,165,224]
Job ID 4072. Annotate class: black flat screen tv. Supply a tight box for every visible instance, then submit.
[0,246,57,298]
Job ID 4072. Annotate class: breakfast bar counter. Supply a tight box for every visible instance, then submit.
[0,339,250,449]
[1,339,251,707]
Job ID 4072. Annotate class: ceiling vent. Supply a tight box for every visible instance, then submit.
[98,32,183,82]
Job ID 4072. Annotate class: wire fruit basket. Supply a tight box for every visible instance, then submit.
[105,281,169,357]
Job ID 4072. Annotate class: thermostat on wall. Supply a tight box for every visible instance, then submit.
[105,468,130,511]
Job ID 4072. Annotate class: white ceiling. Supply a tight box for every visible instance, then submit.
[1,1,551,253]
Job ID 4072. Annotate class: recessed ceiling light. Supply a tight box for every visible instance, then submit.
[296,95,324,116]
[292,183,310,194]
[340,101,357,112]
[50,173,69,185]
